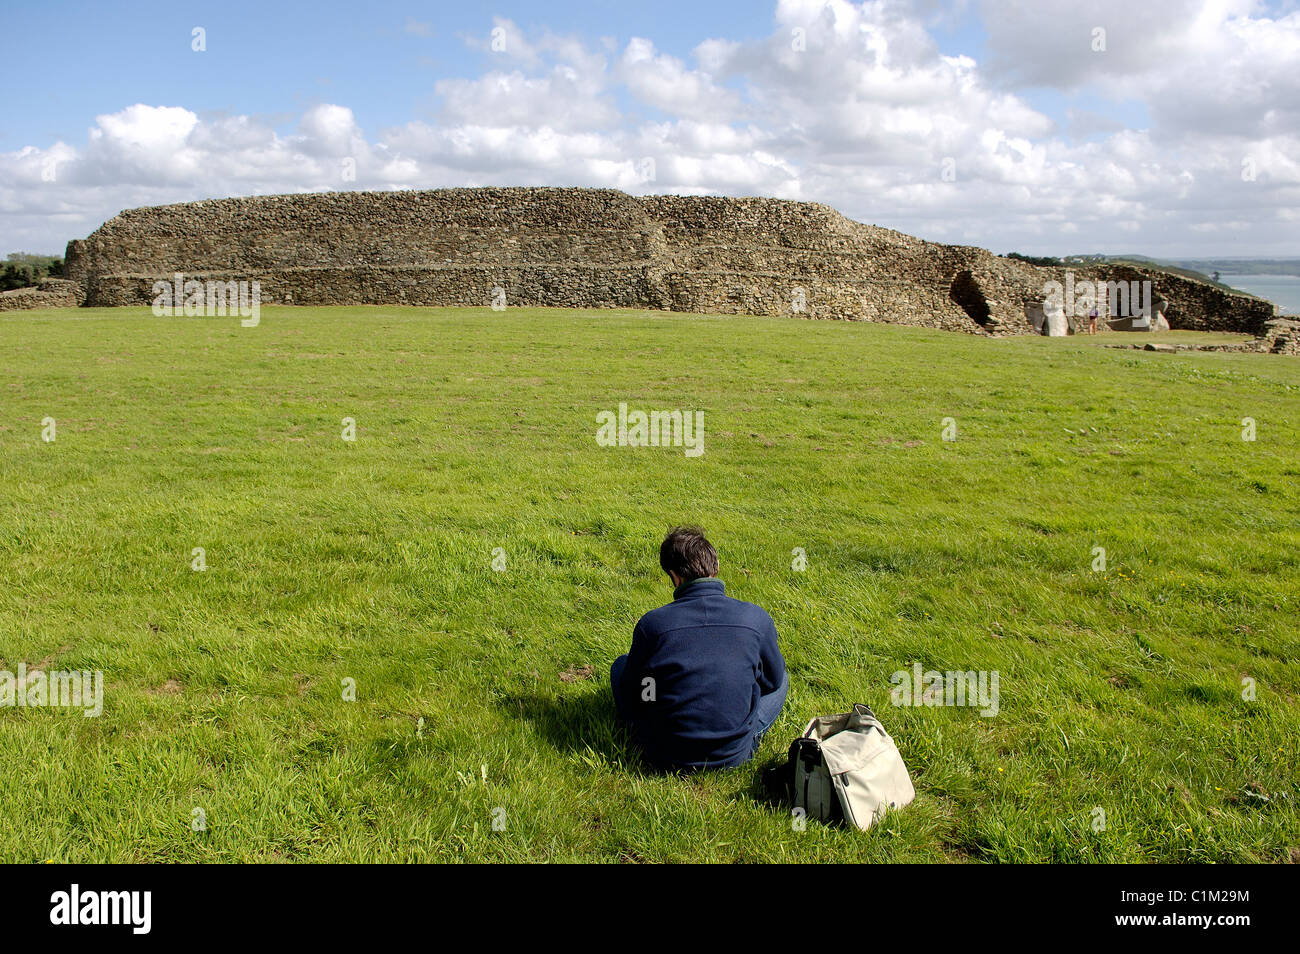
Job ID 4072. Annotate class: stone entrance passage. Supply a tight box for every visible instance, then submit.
[948,270,990,327]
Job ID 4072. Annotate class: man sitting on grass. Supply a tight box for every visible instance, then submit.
[611,526,788,771]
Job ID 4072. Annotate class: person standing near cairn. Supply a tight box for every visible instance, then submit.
[1088,305,1099,335]
[1152,295,1170,332]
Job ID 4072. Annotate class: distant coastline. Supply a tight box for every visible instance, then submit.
[1218,274,1300,315]
[1059,253,1300,315]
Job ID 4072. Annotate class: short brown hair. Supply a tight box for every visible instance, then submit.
[659,526,719,582]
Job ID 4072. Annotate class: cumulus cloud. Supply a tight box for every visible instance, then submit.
[618,38,741,122]
[435,68,619,131]
[295,104,367,158]
[1,0,1298,257]
[980,0,1300,141]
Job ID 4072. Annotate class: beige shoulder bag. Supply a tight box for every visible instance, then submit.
[788,703,916,830]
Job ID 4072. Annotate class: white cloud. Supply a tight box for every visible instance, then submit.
[979,0,1300,141]
[295,104,366,158]
[435,68,619,131]
[618,38,741,121]
[1,1,1298,257]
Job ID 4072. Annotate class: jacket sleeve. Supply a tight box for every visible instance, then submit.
[756,612,786,695]
[615,619,655,717]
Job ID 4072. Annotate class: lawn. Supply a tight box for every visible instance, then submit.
[1,305,1296,863]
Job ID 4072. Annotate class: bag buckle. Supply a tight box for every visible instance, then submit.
[793,737,823,769]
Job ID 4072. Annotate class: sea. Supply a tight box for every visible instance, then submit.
[1217,274,1300,315]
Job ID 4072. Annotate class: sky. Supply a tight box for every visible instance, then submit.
[1,0,1298,257]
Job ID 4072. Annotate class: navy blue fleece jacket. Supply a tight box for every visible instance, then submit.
[614,578,786,768]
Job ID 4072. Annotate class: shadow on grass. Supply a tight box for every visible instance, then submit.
[749,753,793,810]
[503,685,798,809]
[502,685,649,772]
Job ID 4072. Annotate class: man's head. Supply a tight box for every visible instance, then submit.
[659,526,719,588]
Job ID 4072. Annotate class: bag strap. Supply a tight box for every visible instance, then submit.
[850,703,889,740]
[788,735,823,799]
[787,738,802,800]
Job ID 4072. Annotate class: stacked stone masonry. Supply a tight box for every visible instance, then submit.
[58,187,1275,336]
[0,278,84,312]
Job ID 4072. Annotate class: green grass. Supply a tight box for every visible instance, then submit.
[2,305,1297,863]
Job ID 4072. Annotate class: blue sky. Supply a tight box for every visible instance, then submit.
[2,0,1297,256]
[5,1,784,143]
[7,0,989,142]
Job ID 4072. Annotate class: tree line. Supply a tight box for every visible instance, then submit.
[2,252,64,292]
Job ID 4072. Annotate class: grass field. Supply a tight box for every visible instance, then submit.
[2,305,1297,863]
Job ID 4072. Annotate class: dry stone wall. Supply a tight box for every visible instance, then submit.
[0,278,84,311]
[1079,263,1273,336]
[61,187,1273,335]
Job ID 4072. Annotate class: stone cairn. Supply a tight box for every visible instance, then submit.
[25,186,1276,339]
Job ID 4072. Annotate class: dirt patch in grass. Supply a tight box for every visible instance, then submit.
[560,664,594,683]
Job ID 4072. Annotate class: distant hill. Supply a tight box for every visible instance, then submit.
[1059,254,1241,293]
[1167,258,1300,278]
[1064,254,1300,283]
